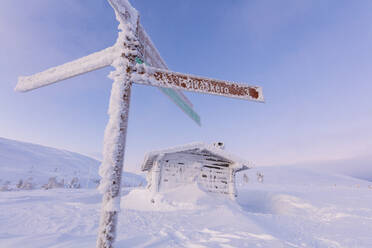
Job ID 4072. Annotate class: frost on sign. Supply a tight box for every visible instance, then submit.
[132,65,264,102]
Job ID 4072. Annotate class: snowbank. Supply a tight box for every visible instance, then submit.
[121,183,231,212]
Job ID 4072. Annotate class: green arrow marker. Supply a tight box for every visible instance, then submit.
[135,57,201,126]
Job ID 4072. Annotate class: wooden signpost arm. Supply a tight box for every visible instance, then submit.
[132,65,264,102]
[15,46,117,92]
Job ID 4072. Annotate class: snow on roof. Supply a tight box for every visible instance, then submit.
[141,142,252,171]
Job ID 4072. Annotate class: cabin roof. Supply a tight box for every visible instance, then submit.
[141,142,252,171]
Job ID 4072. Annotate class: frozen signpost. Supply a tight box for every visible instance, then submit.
[15,0,264,247]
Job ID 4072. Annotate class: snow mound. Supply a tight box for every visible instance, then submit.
[237,189,317,216]
[235,165,371,213]
[0,137,145,190]
[122,183,233,212]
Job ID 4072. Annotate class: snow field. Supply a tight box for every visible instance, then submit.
[1,164,371,247]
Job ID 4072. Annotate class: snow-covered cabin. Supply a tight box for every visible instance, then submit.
[141,142,250,199]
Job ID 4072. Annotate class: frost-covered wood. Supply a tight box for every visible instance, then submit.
[96,1,138,247]
[15,46,117,92]
[132,64,264,102]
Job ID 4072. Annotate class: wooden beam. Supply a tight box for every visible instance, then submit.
[15,46,117,92]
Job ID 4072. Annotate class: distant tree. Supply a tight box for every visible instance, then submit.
[16,179,24,189]
[0,181,11,191]
[68,177,80,189]
[92,179,101,187]
[42,177,64,190]
[20,177,36,190]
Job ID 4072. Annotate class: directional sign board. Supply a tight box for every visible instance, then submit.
[132,65,264,102]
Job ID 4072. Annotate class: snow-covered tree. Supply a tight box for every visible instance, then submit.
[68,177,80,189]
[0,181,11,191]
[42,177,64,190]
[22,177,35,190]
[16,179,23,189]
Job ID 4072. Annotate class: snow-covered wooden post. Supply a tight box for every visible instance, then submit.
[96,2,139,247]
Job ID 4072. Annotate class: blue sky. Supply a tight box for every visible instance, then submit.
[1,0,371,172]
